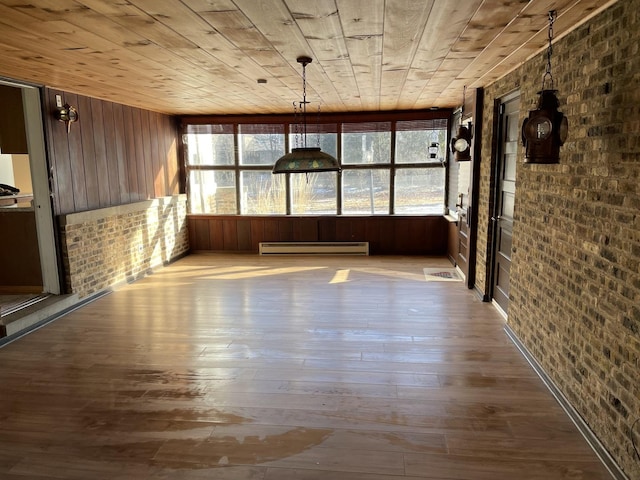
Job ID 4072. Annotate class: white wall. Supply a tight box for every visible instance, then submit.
[0,153,15,187]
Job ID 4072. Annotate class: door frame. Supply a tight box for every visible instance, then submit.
[466,88,483,290]
[486,89,520,308]
[1,78,61,295]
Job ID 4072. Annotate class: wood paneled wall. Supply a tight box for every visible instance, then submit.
[188,215,448,255]
[44,89,181,215]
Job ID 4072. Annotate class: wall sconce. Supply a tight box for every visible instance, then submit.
[451,123,472,161]
[522,11,568,164]
[55,101,79,133]
[450,86,472,162]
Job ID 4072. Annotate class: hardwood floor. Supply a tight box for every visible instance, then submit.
[0,253,612,479]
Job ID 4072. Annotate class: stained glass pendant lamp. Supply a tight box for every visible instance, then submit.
[272,56,340,174]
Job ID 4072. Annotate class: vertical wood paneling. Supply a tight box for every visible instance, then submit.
[45,88,181,215]
[278,218,293,240]
[166,117,180,194]
[187,218,197,250]
[406,218,425,254]
[47,90,74,214]
[393,218,410,254]
[101,101,121,205]
[89,97,110,207]
[187,216,448,254]
[365,218,381,254]
[335,218,352,241]
[350,218,366,242]
[378,218,395,252]
[150,112,163,197]
[236,219,252,251]
[112,103,130,204]
[140,110,154,199]
[318,218,336,241]
[209,219,224,250]
[263,218,279,241]
[222,219,238,250]
[78,94,99,209]
[294,218,317,241]
[64,93,88,212]
[122,105,141,202]
[379,218,398,252]
[131,108,147,199]
[159,114,171,194]
[250,219,265,250]
[193,218,210,250]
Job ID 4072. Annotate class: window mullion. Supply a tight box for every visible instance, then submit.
[233,124,241,214]
[337,123,343,215]
[390,123,396,215]
[284,122,291,215]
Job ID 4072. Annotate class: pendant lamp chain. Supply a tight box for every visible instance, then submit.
[272,56,340,174]
[542,10,556,91]
[301,59,309,147]
[460,85,466,122]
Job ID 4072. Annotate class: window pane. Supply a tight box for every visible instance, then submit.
[240,171,286,215]
[342,131,391,164]
[188,170,236,214]
[342,169,390,214]
[394,168,445,214]
[290,129,337,158]
[291,172,337,215]
[395,129,447,164]
[239,124,285,165]
[185,131,234,166]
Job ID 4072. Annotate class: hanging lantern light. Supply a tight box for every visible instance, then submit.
[522,10,569,164]
[429,142,440,159]
[272,56,340,174]
[450,86,472,162]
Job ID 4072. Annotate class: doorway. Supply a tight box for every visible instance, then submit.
[489,91,520,316]
[0,80,60,319]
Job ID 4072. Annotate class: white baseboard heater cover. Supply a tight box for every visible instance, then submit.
[259,242,369,255]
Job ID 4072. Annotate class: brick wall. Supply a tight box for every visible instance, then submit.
[477,1,640,477]
[60,195,189,299]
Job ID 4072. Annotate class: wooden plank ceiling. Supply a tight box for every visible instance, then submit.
[0,0,616,115]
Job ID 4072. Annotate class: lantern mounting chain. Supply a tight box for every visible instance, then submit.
[542,10,557,91]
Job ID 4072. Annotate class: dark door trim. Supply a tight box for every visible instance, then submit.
[466,88,483,290]
[486,89,520,313]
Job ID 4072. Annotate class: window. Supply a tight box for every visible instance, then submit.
[342,169,389,215]
[184,113,449,216]
[342,122,391,165]
[291,172,338,215]
[239,124,285,166]
[240,171,285,215]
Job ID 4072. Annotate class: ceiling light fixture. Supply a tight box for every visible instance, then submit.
[522,10,568,164]
[272,56,340,174]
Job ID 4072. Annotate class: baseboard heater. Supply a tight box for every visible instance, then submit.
[259,242,369,256]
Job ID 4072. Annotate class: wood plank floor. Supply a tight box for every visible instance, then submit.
[0,253,612,479]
